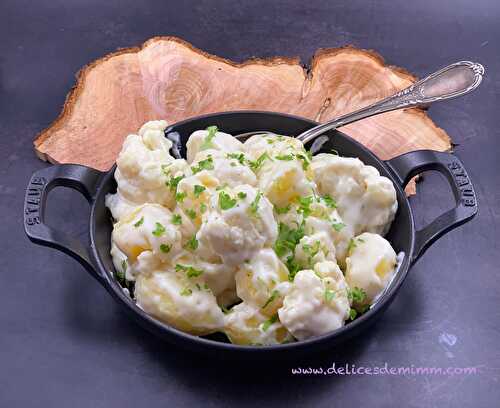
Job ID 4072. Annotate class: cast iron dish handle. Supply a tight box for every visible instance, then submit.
[386,150,477,264]
[24,164,104,282]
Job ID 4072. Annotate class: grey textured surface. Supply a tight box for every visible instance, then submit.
[1,0,500,407]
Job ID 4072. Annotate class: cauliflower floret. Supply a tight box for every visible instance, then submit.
[106,120,192,221]
[243,133,306,161]
[345,232,397,304]
[278,265,350,341]
[258,159,316,208]
[235,248,291,316]
[173,251,236,299]
[294,232,336,269]
[224,302,294,345]
[312,153,397,236]
[111,204,183,280]
[190,150,257,188]
[198,185,277,266]
[275,197,353,265]
[186,127,243,163]
[135,268,224,336]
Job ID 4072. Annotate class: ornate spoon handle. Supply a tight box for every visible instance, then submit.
[298,61,485,144]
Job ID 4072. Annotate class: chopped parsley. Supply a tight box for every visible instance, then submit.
[175,264,203,278]
[237,191,247,199]
[349,308,357,320]
[249,152,271,171]
[180,288,193,296]
[297,195,314,217]
[117,259,127,282]
[332,221,346,232]
[275,205,291,214]
[200,203,208,214]
[324,288,335,303]
[348,287,367,304]
[186,208,197,219]
[322,195,337,208]
[171,214,182,225]
[175,191,187,202]
[303,240,321,257]
[152,222,166,236]
[166,175,184,192]
[159,243,171,253]
[347,237,365,253]
[191,156,214,174]
[219,191,237,210]
[185,235,199,251]
[275,153,294,161]
[249,192,262,215]
[226,152,246,165]
[200,125,218,150]
[274,221,306,258]
[347,238,357,254]
[262,314,279,331]
[296,153,311,170]
[262,289,279,309]
[133,216,144,228]
[286,256,301,282]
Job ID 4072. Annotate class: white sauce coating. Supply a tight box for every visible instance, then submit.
[278,263,350,341]
[106,121,400,345]
[345,232,398,303]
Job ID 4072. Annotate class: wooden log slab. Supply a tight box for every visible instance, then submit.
[34,37,451,191]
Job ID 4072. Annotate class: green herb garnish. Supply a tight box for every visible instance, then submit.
[117,260,127,282]
[166,175,184,192]
[200,125,218,150]
[296,153,310,170]
[180,288,193,296]
[332,221,346,232]
[160,244,171,253]
[347,238,357,254]
[324,288,335,303]
[191,156,214,174]
[275,205,291,214]
[274,221,305,258]
[237,191,247,199]
[175,191,187,202]
[171,214,182,225]
[219,191,237,210]
[262,314,279,331]
[262,289,279,309]
[185,235,199,251]
[249,152,271,171]
[186,209,197,219]
[200,203,208,214]
[175,264,203,278]
[226,152,246,165]
[249,192,262,215]
[134,216,144,228]
[152,222,166,236]
[297,195,314,218]
[349,308,357,320]
[322,195,337,208]
[275,154,294,161]
[348,287,367,304]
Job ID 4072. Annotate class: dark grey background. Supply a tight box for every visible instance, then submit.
[1,0,499,407]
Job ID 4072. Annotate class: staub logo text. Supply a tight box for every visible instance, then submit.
[447,161,475,207]
[25,176,46,225]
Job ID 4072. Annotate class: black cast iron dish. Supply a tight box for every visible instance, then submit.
[24,111,477,357]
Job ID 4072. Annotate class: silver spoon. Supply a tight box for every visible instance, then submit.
[234,61,484,145]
